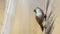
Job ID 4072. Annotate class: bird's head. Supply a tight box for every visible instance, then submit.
[34,7,43,18]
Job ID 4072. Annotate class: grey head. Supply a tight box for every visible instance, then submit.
[34,7,45,19]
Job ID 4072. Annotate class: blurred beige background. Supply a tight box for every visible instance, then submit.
[0,0,60,34]
[0,0,5,33]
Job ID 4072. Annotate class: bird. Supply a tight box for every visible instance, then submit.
[34,7,46,31]
[34,0,56,34]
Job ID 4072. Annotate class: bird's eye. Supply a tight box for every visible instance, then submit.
[34,9,37,13]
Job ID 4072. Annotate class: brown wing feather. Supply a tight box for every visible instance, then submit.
[36,16,44,31]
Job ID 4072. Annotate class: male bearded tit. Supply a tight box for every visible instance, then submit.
[34,7,46,31]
